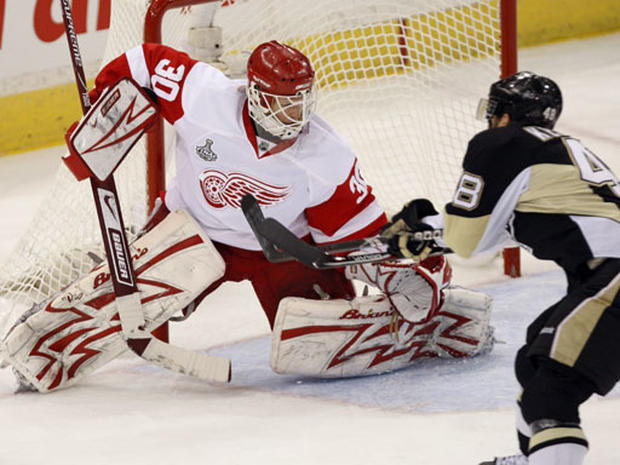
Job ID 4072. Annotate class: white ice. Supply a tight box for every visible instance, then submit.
[1,33,620,465]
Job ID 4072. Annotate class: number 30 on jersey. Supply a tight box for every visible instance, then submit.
[151,59,186,101]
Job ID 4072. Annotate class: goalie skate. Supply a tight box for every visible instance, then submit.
[0,210,225,392]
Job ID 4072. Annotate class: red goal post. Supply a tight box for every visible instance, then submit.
[499,0,520,277]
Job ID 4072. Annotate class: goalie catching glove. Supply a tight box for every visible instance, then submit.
[381,198,446,261]
[345,254,452,323]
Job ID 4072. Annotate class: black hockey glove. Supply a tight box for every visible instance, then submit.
[385,224,439,261]
[394,198,438,227]
[381,198,440,261]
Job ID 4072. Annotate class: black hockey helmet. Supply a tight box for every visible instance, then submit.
[478,71,563,129]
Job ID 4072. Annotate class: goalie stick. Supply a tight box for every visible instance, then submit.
[59,0,230,383]
[241,194,449,269]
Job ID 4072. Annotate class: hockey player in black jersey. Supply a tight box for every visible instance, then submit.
[383,71,620,465]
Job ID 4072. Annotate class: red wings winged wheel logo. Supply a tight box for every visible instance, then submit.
[199,169,290,208]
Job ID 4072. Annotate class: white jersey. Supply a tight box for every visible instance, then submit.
[93,44,386,250]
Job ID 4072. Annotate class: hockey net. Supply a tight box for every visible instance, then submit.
[0,0,516,332]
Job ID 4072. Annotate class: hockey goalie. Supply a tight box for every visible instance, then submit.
[0,39,494,392]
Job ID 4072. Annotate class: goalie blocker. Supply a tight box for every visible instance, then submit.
[63,77,158,182]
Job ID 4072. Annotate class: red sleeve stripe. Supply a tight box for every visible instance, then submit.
[305,159,379,236]
[93,54,132,96]
[126,45,150,88]
[309,200,387,244]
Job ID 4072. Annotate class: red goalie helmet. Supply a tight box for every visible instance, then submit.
[246,41,316,140]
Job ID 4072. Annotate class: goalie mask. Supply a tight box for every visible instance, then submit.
[476,71,563,129]
[247,41,316,140]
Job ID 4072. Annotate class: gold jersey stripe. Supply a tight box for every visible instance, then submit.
[529,426,587,450]
[516,164,620,221]
[551,274,620,367]
[444,212,491,258]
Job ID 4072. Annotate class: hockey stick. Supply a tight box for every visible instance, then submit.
[241,194,291,262]
[241,194,390,266]
[241,194,449,269]
[59,0,230,383]
[241,195,390,258]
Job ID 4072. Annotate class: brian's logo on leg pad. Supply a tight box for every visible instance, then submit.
[339,307,393,319]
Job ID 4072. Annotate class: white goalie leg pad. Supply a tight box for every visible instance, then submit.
[271,295,395,378]
[0,210,224,392]
[270,286,493,378]
[427,286,494,358]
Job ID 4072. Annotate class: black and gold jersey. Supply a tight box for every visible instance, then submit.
[444,122,620,273]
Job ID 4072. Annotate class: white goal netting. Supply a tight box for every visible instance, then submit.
[0,0,507,330]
